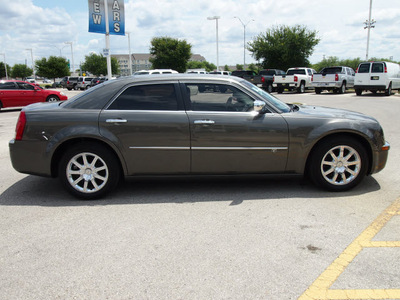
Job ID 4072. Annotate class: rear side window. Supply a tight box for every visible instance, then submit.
[0,82,16,90]
[109,84,179,111]
[371,63,384,73]
[358,63,370,73]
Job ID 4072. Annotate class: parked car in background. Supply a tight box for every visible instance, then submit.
[273,67,316,93]
[232,70,262,86]
[76,76,96,90]
[354,61,400,96]
[312,66,355,94]
[0,80,67,109]
[134,69,178,75]
[42,78,52,83]
[9,74,389,199]
[259,69,286,93]
[65,76,79,90]
[209,71,231,75]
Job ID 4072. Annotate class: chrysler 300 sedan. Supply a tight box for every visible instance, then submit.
[9,74,389,199]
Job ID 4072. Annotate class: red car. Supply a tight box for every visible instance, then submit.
[0,80,68,110]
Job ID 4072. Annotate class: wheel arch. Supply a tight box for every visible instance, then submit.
[50,137,126,178]
[304,132,373,177]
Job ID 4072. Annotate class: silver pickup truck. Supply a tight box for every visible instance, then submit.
[312,66,355,94]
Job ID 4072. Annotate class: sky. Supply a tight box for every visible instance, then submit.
[0,0,399,71]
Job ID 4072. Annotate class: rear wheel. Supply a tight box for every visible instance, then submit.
[308,137,368,191]
[338,82,346,94]
[385,83,392,96]
[297,82,305,93]
[59,143,121,199]
[315,88,322,94]
[355,89,362,96]
[266,84,273,93]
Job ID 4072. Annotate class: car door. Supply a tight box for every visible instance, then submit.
[355,62,371,86]
[99,82,191,175]
[15,82,42,106]
[181,82,289,174]
[0,81,18,108]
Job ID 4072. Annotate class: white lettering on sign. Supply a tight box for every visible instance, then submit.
[113,11,120,21]
[92,14,102,24]
[113,0,120,10]
[94,2,100,13]
[114,23,120,32]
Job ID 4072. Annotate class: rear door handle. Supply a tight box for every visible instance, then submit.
[194,120,215,125]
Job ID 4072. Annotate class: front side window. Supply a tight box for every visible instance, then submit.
[184,83,254,112]
[16,82,35,90]
[108,84,178,111]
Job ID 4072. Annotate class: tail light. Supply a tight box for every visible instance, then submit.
[356,68,358,73]
[67,80,70,84]
[273,76,275,82]
[335,74,339,81]
[384,66,387,73]
[261,77,265,83]
[311,75,313,82]
[294,76,298,82]
[15,111,26,141]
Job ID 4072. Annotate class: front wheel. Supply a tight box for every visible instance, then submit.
[308,137,368,191]
[46,95,59,102]
[59,143,121,199]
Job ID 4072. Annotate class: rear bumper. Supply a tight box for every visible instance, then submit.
[312,82,341,88]
[354,85,387,91]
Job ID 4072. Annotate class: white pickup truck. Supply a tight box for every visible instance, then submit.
[312,66,355,94]
[273,67,316,93]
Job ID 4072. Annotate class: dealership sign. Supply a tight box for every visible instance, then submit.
[88,0,125,35]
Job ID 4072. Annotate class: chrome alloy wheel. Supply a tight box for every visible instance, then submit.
[66,152,109,193]
[320,145,361,186]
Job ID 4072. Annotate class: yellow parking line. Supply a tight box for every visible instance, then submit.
[299,197,400,300]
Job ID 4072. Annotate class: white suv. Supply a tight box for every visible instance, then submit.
[134,69,178,75]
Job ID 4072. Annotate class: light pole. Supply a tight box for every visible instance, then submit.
[364,0,375,61]
[207,16,220,71]
[65,41,75,73]
[127,32,133,76]
[0,53,8,79]
[25,48,35,78]
[234,17,254,70]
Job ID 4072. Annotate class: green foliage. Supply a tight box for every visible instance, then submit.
[248,25,320,71]
[312,56,363,72]
[236,64,243,70]
[11,64,33,79]
[81,53,120,76]
[35,56,70,80]
[224,65,230,71]
[150,37,192,73]
[247,63,259,73]
[186,60,217,72]
[0,62,12,79]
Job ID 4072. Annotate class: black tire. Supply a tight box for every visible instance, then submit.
[355,89,362,96]
[315,88,322,94]
[266,84,273,93]
[338,82,346,94]
[297,82,305,93]
[308,137,369,191]
[277,87,284,94]
[385,83,392,96]
[46,95,59,102]
[59,143,121,200]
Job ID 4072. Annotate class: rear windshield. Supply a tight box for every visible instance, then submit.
[371,63,384,73]
[320,67,344,74]
[357,63,370,73]
[287,69,306,75]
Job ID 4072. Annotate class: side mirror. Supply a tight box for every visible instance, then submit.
[254,100,266,113]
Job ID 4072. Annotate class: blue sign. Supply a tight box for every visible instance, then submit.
[88,0,125,36]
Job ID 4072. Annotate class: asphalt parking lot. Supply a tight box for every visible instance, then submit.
[0,89,399,300]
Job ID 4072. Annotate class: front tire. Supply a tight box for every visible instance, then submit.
[308,137,368,191]
[59,143,121,199]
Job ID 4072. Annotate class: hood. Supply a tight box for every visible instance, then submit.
[296,104,377,123]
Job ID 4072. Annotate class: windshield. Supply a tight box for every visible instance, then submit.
[240,80,291,113]
[287,69,306,75]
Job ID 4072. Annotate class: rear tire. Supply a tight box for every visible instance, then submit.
[355,89,362,96]
[338,82,346,94]
[308,137,368,191]
[297,82,305,93]
[315,88,322,94]
[385,83,392,96]
[59,143,121,200]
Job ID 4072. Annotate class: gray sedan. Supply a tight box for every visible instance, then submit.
[9,74,390,199]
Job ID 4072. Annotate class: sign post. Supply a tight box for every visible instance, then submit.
[88,0,125,79]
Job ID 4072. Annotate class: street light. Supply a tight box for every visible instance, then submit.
[234,17,254,70]
[65,41,74,73]
[127,32,133,76]
[0,53,8,79]
[363,0,375,61]
[25,48,35,78]
[207,16,220,71]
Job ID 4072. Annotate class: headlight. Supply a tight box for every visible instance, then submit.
[60,92,66,96]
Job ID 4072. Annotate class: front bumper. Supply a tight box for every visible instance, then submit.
[371,141,390,174]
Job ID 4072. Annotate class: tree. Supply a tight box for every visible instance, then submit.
[11,64,33,79]
[248,25,320,71]
[35,56,70,81]
[236,64,243,70]
[0,62,11,79]
[150,37,192,73]
[81,53,120,76]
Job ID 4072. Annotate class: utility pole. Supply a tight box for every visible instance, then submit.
[364,0,375,61]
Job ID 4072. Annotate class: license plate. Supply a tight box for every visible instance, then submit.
[371,76,380,80]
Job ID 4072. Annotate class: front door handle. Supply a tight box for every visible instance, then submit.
[106,119,128,123]
[194,120,215,125]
